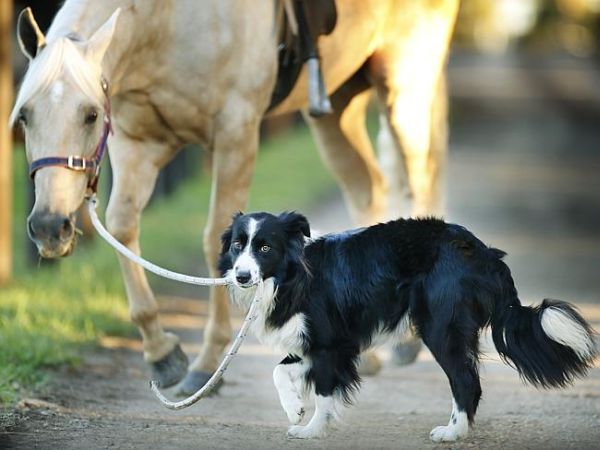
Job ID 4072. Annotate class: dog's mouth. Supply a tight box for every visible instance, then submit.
[228,268,261,289]
[236,280,259,289]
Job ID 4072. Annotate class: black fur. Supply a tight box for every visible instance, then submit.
[219,212,597,424]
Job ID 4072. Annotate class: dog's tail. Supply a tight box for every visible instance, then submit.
[490,268,596,388]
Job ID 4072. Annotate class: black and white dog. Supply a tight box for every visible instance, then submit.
[218,211,596,441]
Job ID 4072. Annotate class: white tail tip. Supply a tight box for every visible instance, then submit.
[541,307,594,359]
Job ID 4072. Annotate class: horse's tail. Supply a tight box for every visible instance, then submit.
[490,268,596,388]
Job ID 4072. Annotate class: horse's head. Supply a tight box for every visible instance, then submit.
[11,8,119,258]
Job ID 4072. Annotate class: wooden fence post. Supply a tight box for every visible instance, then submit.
[0,0,13,284]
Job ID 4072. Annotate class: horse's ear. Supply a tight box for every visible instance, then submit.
[86,8,121,65]
[279,212,311,238]
[17,8,46,61]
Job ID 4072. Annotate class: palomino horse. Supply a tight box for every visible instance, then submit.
[12,0,458,399]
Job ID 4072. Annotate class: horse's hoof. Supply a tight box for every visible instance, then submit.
[174,370,224,397]
[150,344,189,388]
[391,337,422,366]
[357,350,382,376]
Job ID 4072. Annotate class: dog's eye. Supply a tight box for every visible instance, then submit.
[232,241,243,250]
[260,245,270,253]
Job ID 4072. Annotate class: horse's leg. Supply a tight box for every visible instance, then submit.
[176,101,261,396]
[373,74,449,365]
[375,71,449,218]
[370,1,457,217]
[369,1,457,364]
[303,73,385,376]
[105,133,188,388]
[303,73,386,227]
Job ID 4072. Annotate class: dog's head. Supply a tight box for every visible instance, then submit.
[218,211,311,288]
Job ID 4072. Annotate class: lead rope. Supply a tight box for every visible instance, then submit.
[86,195,260,409]
[87,196,228,286]
[151,283,263,409]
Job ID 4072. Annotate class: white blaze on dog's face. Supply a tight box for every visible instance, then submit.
[232,218,261,287]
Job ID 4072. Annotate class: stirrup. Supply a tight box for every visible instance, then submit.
[307,56,332,117]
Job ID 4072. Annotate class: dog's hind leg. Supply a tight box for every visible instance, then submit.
[430,394,472,442]
[429,357,480,442]
[273,356,308,425]
[418,316,482,442]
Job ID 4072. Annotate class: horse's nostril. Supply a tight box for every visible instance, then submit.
[27,213,74,244]
[60,218,74,239]
[27,218,37,239]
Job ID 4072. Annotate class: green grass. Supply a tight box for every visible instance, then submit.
[0,123,334,404]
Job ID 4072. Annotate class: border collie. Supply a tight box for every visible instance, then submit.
[218,211,597,441]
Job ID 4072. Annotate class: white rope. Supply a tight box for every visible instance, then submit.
[150,282,263,409]
[86,195,260,410]
[87,196,228,286]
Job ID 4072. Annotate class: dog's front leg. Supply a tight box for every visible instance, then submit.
[287,352,341,439]
[287,395,336,439]
[273,356,307,424]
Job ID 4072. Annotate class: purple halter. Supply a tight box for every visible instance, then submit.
[28,77,113,195]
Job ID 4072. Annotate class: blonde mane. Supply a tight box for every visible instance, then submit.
[10,36,103,124]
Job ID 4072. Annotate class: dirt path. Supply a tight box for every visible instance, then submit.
[1,300,599,450]
[3,52,600,449]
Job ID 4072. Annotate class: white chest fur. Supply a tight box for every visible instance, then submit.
[229,278,307,356]
[252,311,307,356]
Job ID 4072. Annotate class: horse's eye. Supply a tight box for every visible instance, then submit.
[260,245,270,253]
[17,110,28,126]
[232,241,243,251]
[84,110,98,125]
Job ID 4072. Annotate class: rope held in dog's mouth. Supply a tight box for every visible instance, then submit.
[87,196,228,286]
[87,195,259,409]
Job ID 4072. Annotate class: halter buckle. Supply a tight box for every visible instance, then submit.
[67,155,87,171]
[100,76,109,94]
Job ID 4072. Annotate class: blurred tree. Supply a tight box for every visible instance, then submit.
[1,0,13,284]
[454,0,600,56]
[454,0,540,52]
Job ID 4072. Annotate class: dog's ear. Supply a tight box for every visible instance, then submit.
[220,212,243,255]
[218,212,243,276]
[279,211,311,238]
[220,225,233,256]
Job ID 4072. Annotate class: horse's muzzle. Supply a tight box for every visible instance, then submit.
[27,212,76,258]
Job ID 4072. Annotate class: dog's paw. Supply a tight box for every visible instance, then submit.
[287,424,326,439]
[429,425,467,442]
[284,403,305,425]
[280,390,305,424]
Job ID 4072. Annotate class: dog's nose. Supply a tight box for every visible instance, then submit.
[236,271,252,285]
